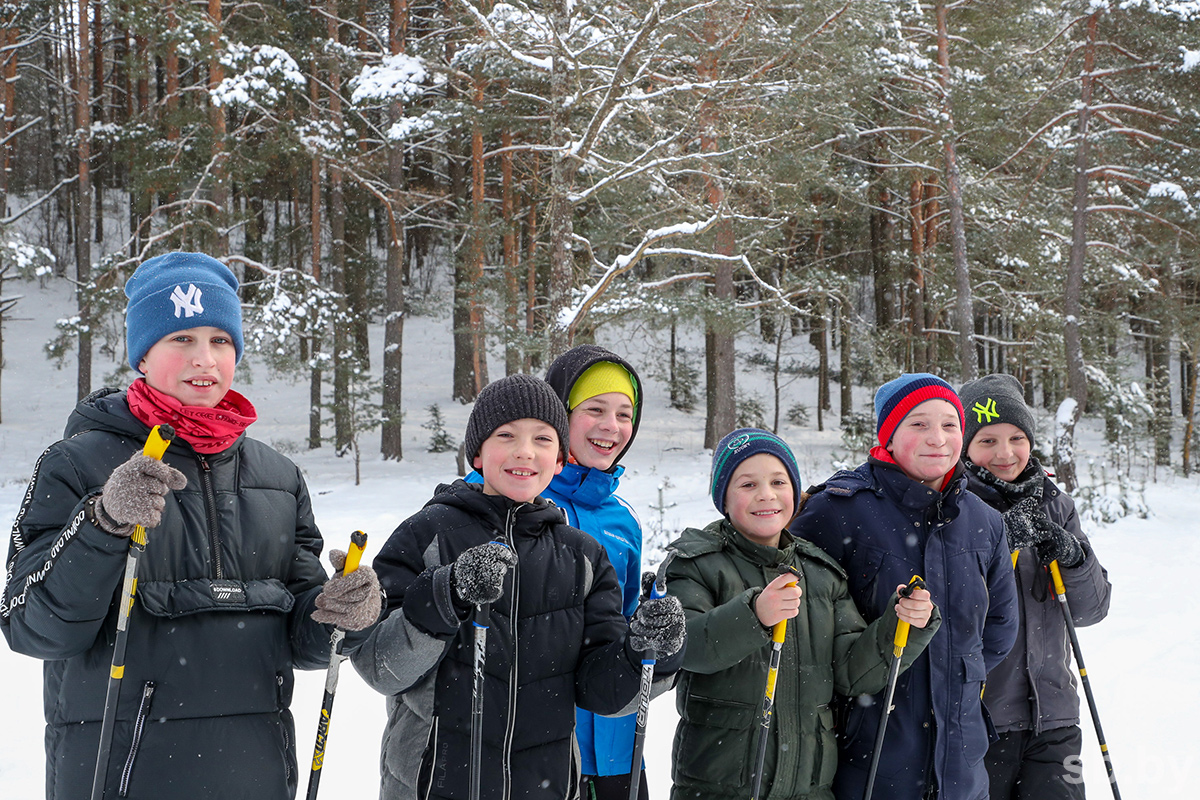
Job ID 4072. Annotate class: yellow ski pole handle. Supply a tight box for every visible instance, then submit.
[1049,559,1068,598]
[129,425,175,548]
[892,575,925,656]
[1011,549,1020,570]
[343,530,367,575]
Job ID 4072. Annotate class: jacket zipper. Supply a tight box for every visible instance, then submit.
[501,504,522,800]
[197,455,224,579]
[118,681,156,797]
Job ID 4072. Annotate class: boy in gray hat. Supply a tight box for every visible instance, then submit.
[959,373,1112,800]
[352,374,686,800]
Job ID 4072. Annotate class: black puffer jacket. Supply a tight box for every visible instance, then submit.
[351,480,662,800]
[1,389,332,800]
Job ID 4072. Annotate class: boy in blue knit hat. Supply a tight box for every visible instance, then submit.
[2,252,381,800]
[665,428,939,800]
[790,374,1019,800]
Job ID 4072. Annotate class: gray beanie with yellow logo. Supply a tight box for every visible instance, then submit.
[959,373,1036,453]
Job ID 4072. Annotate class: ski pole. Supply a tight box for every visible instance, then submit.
[750,564,799,800]
[305,530,368,800]
[862,575,925,800]
[1049,559,1121,800]
[90,424,175,800]
[470,599,490,800]
[627,553,677,800]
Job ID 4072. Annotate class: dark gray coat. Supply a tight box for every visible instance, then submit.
[965,470,1111,733]
[1,389,332,800]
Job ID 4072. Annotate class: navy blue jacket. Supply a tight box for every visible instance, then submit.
[790,460,1019,800]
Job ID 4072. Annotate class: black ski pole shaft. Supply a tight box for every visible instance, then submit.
[305,531,368,800]
[470,600,490,800]
[862,575,924,800]
[750,565,799,800]
[90,424,175,800]
[1049,559,1121,800]
[627,554,676,800]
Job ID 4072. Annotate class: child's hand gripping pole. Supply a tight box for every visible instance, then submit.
[305,531,368,800]
[750,565,800,800]
[1049,560,1122,800]
[90,424,175,800]
[627,553,677,800]
[862,575,925,800]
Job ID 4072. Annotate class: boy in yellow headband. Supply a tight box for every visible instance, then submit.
[545,345,650,800]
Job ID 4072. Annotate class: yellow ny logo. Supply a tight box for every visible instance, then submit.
[973,398,999,423]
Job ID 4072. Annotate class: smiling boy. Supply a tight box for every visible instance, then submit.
[790,374,1019,800]
[1,252,380,800]
[665,428,940,800]
[351,374,686,800]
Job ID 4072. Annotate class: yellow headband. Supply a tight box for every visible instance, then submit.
[568,362,637,410]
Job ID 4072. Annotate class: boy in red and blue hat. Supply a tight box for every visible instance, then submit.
[790,373,1019,800]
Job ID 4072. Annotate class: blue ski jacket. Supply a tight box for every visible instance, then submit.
[790,460,1019,800]
[544,462,643,777]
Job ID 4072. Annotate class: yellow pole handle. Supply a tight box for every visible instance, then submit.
[892,574,924,656]
[130,425,175,547]
[1049,559,1067,598]
[1011,549,1020,569]
[343,531,368,575]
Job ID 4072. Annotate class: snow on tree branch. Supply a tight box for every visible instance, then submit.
[211,44,306,109]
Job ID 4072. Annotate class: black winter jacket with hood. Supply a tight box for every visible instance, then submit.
[1,388,333,800]
[351,479,669,800]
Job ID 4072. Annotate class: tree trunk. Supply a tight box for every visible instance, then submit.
[75,0,92,399]
[545,0,576,359]
[936,1,975,382]
[502,126,520,376]
[380,0,408,461]
[467,73,488,393]
[1057,12,1099,493]
[208,0,228,254]
[840,296,853,421]
[1,21,16,219]
[1183,340,1197,476]
[908,176,927,370]
[308,62,323,450]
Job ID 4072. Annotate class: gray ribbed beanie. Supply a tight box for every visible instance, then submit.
[959,373,1036,452]
[464,375,570,462]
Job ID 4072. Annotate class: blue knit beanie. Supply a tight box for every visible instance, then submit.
[124,252,244,371]
[709,428,803,517]
[874,373,964,448]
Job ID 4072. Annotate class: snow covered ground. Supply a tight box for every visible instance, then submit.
[1,275,1197,798]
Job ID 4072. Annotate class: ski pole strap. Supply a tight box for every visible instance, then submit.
[893,575,925,655]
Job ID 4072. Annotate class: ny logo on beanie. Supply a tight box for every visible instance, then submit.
[972,398,999,424]
[170,284,204,318]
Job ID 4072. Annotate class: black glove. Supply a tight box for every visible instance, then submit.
[629,594,685,657]
[452,542,516,605]
[1029,510,1084,568]
[312,549,383,631]
[1002,496,1042,552]
[94,453,188,536]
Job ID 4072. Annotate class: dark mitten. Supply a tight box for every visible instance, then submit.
[629,595,685,657]
[312,549,383,631]
[96,453,187,534]
[1002,496,1042,552]
[1030,511,1084,568]
[452,542,516,605]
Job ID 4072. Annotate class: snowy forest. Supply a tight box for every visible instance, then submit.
[1,0,1199,491]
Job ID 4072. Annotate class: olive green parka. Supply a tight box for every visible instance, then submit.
[665,520,940,800]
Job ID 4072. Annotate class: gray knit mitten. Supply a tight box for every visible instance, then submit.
[312,549,383,631]
[451,542,516,605]
[629,594,686,657]
[95,453,187,535]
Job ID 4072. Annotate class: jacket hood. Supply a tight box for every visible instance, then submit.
[544,344,642,468]
[425,479,567,536]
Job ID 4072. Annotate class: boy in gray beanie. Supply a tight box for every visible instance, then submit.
[959,374,1112,800]
[351,374,686,800]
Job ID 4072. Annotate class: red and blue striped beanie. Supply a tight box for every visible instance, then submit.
[874,373,964,447]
